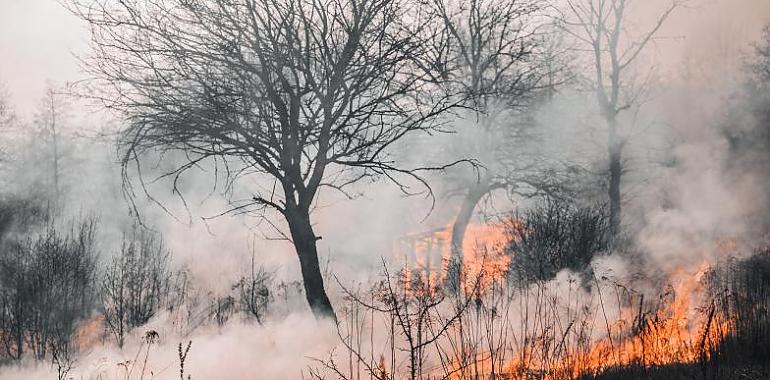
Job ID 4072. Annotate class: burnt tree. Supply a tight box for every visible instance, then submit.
[71,0,457,319]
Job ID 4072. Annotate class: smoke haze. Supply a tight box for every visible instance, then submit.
[0,0,768,379]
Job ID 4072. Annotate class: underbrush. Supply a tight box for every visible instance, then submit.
[582,248,770,380]
[0,195,767,380]
[307,243,770,380]
[2,246,769,380]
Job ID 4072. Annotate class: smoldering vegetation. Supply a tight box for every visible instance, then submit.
[0,0,768,379]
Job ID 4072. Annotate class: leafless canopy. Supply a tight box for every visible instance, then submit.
[71,0,458,218]
[427,0,552,112]
[558,0,681,117]
[69,0,464,318]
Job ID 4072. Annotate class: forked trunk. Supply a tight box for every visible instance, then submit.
[286,207,336,321]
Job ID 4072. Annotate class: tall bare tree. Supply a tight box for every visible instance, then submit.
[558,0,680,237]
[34,84,70,205]
[425,0,564,270]
[70,0,458,319]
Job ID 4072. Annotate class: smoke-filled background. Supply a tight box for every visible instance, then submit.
[0,0,769,379]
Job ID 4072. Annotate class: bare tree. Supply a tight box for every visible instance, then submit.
[209,294,236,327]
[312,263,477,380]
[101,229,171,348]
[558,0,681,237]
[70,0,460,320]
[421,0,569,276]
[34,84,70,205]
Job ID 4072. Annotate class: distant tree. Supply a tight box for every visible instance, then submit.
[0,243,30,360]
[751,25,770,83]
[722,25,770,235]
[0,197,48,239]
[26,221,98,360]
[209,294,236,327]
[424,0,569,275]
[166,268,207,335]
[101,229,171,348]
[0,83,16,163]
[33,83,73,208]
[558,0,681,237]
[71,0,459,319]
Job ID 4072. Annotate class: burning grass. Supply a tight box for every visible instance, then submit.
[1,214,768,379]
[318,227,770,380]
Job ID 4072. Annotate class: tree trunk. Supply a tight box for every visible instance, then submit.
[447,182,490,287]
[608,120,622,237]
[286,207,336,321]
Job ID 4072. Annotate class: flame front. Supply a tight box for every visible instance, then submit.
[392,223,736,379]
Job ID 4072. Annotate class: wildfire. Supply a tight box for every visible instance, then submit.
[393,223,738,379]
[392,222,510,290]
[73,315,106,352]
[539,264,728,377]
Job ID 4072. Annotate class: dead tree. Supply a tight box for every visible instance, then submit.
[34,84,70,205]
[70,0,460,320]
[558,0,681,237]
[425,0,567,273]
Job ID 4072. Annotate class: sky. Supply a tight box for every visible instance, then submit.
[1,0,770,117]
[0,0,88,116]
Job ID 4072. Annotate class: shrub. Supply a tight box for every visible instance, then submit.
[233,258,274,324]
[505,199,609,285]
[101,228,172,348]
[0,220,97,361]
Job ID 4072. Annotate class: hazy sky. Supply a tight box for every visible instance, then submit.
[0,0,88,117]
[1,0,770,117]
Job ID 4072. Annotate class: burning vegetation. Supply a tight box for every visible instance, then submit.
[325,198,770,380]
[0,0,768,379]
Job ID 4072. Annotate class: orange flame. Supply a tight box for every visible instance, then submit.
[394,223,736,379]
[392,222,510,291]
